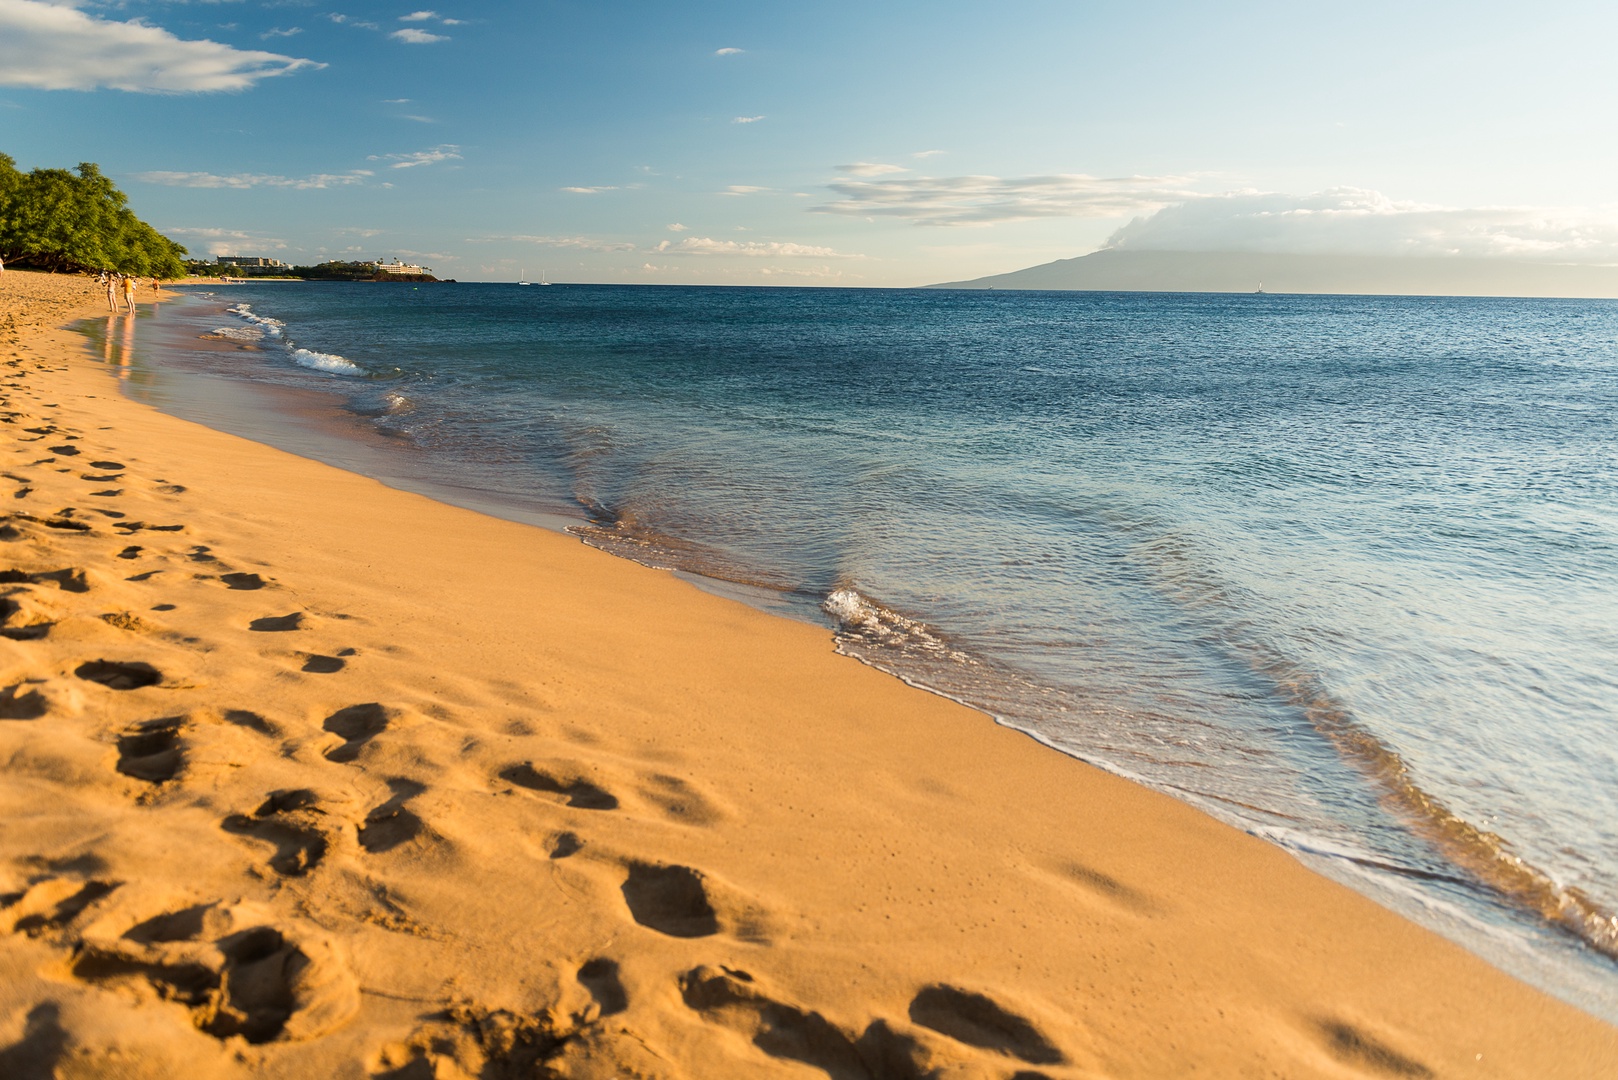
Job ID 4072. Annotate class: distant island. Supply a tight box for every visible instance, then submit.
[189,256,445,283]
[929,249,1618,299]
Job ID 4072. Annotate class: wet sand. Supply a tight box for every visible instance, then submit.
[1,270,1613,1078]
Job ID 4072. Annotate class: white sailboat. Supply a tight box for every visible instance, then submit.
[539,270,551,286]
[519,268,531,286]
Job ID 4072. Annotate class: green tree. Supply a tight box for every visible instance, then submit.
[0,158,186,276]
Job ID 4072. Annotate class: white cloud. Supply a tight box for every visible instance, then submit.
[467,234,636,253]
[655,237,858,258]
[732,115,764,124]
[400,114,435,123]
[715,47,743,55]
[722,185,767,195]
[0,0,321,92]
[836,162,908,177]
[163,226,287,257]
[667,223,688,232]
[1102,187,1618,262]
[814,172,1200,227]
[260,27,301,40]
[400,10,438,21]
[328,13,380,31]
[561,185,617,194]
[912,150,945,158]
[381,97,410,103]
[390,28,447,43]
[133,170,372,190]
[369,144,461,168]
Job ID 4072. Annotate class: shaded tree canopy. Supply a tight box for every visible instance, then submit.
[0,155,187,277]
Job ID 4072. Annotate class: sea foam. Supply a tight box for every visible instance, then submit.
[293,348,364,375]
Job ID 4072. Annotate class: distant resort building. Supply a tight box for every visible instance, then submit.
[215,256,287,268]
[373,258,431,275]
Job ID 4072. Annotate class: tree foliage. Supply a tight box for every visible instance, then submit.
[0,155,187,277]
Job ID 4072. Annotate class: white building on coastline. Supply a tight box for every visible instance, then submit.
[374,258,430,275]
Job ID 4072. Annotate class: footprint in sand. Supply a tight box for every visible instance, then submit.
[88,461,124,471]
[0,682,50,719]
[0,593,56,641]
[1315,1019,1434,1079]
[680,966,1066,1077]
[549,832,584,859]
[323,703,393,763]
[301,654,346,674]
[498,763,618,810]
[2,879,122,938]
[0,566,90,593]
[620,862,719,938]
[220,572,266,590]
[249,612,306,632]
[221,789,332,876]
[115,717,186,783]
[907,985,1065,1066]
[679,966,934,1078]
[358,780,427,854]
[46,445,79,457]
[576,958,628,1018]
[74,659,161,690]
[69,898,360,1044]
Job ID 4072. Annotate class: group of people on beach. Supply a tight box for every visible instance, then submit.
[99,270,153,314]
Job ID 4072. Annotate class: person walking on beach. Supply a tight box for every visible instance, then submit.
[104,273,118,312]
[120,273,136,314]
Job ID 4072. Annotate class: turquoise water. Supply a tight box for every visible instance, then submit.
[108,283,1618,1018]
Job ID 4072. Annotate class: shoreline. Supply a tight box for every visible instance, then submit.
[1,271,1614,1076]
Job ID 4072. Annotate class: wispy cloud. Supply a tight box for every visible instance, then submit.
[132,170,373,190]
[0,0,321,92]
[667,223,689,232]
[722,185,768,195]
[715,47,743,55]
[390,28,447,44]
[328,13,380,31]
[912,150,945,159]
[1105,187,1618,262]
[655,237,859,258]
[467,234,637,252]
[836,162,908,177]
[561,185,618,194]
[368,145,461,169]
[815,172,1200,227]
[732,115,764,124]
[400,10,438,21]
[260,27,302,41]
[163,226,286,257]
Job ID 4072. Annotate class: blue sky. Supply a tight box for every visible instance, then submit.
[3,1,1618,284]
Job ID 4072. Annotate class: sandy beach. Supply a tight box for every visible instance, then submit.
[0,271,1613,1078]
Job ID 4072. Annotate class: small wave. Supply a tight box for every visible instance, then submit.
[822,587,973,664]
[292,348,364,376]
[226,303,284,337]
[1136,528,1618,961]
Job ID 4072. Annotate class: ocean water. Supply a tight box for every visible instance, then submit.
[97,283,1618,1019]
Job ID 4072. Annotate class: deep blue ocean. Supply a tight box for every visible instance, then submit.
[99,282,1618,1019]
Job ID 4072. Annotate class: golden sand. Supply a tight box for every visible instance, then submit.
[0,271,1613,1078]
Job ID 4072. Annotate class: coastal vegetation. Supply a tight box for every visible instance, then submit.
[0,154,187,278]
[184,259,443,283]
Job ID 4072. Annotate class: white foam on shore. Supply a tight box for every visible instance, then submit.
[226,303,283,337]
[293,348,364,375]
